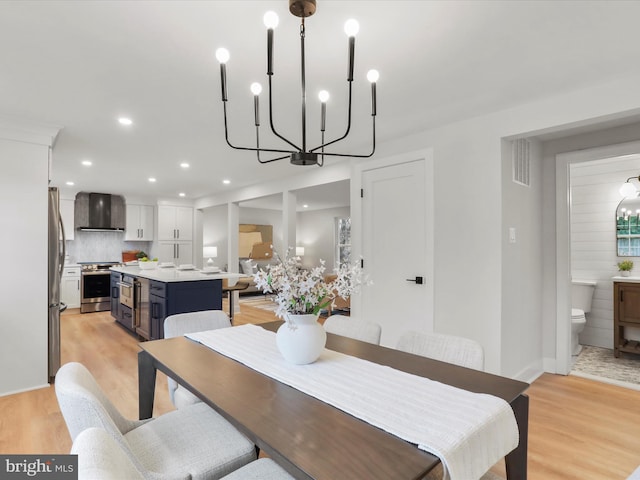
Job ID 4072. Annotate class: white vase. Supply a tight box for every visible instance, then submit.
[276,313,327,365]
[622,270,631,277]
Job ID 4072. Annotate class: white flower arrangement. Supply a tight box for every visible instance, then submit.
[252,248,369,320]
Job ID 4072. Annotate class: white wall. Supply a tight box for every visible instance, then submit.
[501,139,543,379]
[0,133,55,395]
[202,204,228,269]
[297,207,350,270]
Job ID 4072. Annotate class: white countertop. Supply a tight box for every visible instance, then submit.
[612,275,640,283]
[110,265,248,283]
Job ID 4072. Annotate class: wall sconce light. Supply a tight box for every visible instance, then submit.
[203,246,218,266]
[620,175,640,197]
[296,246,305,257]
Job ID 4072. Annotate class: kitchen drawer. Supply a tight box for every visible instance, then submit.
[63,266,81,277]
[149,281,166,298]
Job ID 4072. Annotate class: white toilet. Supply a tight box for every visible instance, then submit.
[571,280,597,355]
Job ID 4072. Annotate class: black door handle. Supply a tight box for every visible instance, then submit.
[406,276,424,285]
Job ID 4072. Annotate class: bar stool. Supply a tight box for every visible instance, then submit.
[222,279,250,323]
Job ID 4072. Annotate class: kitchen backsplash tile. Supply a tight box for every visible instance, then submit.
[65,230,151,264]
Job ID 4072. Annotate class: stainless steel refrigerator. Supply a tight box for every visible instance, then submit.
[48,187,66,381]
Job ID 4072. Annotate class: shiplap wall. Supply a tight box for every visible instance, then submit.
[570,154,640,348]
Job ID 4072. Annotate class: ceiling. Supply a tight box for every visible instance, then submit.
[3,1,640,208]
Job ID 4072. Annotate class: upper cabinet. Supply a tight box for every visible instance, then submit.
[158,206,193,241]
[125,204,155,241]
[60,198,75,240]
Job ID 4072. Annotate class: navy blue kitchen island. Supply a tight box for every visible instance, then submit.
[110,265,243,340]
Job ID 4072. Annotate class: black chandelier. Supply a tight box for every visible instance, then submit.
[215,0,378,166]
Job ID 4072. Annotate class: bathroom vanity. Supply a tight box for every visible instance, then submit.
[613,278,640,357]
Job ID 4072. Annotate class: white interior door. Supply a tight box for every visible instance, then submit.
[361,157,433,347]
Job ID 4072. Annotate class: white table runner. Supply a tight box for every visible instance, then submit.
[186,324,519,480]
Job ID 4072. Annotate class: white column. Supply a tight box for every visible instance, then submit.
[227,202,240,312]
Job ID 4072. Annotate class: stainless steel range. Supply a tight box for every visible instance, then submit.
[80,262,120,313]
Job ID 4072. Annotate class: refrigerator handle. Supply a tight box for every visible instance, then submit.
[59,214,66,278]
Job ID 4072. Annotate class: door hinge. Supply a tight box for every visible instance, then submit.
[360,188,364,198]
[361,258,364,268]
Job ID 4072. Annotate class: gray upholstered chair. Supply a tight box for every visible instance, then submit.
[71,427,294,480]
[396,331,484,370]
[71,428,145,480]
[55,362,256,480]
[164,310,231,409]
[323,315,382,345]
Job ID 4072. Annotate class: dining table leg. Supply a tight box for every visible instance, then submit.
[138,350,157,420]
[505,393,529,480]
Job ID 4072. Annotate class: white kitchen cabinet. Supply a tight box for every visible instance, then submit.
[60,198,74,240]
[158,206,193,241]
[61,265,81,309]
[125,204,154,241]
[158,241,193,265]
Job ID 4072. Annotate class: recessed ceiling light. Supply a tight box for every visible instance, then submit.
[303,204,309,208]
[179,192,186,197]
[148,177,156,183]
[66,181,74,186]
[81,160,92,166]
[223,179,231,184]
[180,162,190,169]
[118,117,133,126]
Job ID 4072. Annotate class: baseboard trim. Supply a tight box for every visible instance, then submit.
[569,370,640,392]
[0,383,50,398]
[511,361,544,384]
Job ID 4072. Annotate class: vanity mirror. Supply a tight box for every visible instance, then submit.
[616,194,640,256]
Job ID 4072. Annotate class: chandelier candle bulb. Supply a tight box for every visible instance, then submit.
[251,82,262,126]
[345,20,358,82]
[367,69,379,116]
[215,48,230,101]
[264,12,278,76]
[319,90,329,132]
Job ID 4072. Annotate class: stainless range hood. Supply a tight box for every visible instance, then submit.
[74,192,125,231]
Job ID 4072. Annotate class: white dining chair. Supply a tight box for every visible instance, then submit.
[164,310,231,409]
[55,362,256,480]
[396,330,484,370]
[71,427,295,480]
[323,315,382,344]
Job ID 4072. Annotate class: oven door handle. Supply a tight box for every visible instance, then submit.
[82,270,113,276]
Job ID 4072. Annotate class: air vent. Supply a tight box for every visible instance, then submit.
[512,138,531,187]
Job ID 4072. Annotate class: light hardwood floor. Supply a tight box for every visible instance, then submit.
[1,304,640,479]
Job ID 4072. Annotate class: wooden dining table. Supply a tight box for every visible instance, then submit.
[138,321,529,480]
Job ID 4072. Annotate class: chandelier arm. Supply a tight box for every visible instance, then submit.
[222,98,297,155]
[257,153,290,164]
[312,116,376,159]
[266,73,302,152]
[255,122,289,163]
[309,81,354,153]
[264,22,302,152]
